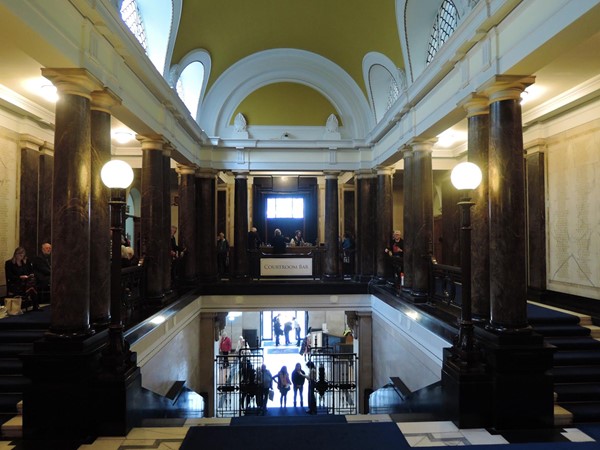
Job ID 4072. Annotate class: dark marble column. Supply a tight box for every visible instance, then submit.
[233,172,249,279]
[375,167,393,280]
[411,141,434,298]
[402,149,414,292]
[323,172,340,279]
[162,147,173,293]
[525,143,547,294]
[139,137,166,301]
[90,90,120,328]
[355,170,376,281]
[38,143,54,247]
[177,164,199,282]
[196,169,217,282]
[18,135,43,258]
[463,95,491,322]
[484,76,534,331]
[42,68,103,337]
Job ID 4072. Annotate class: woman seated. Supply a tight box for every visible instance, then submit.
[4,246,39,311]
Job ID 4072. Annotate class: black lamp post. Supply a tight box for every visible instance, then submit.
[100,159,135,375]
[450,161,482,362]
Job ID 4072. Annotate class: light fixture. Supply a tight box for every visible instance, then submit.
[451,161,482,191]
[450,161,482,362]
[40,84,58,102]
[99,159,135,378]
[101,159,134,189]
[113,130,135,144]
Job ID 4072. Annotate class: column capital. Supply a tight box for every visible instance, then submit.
[137,135,166,151]
[176,164,197,176]
[459,93,489,118]
[480,75,535,103]
[41,68,103,99]
[355,169,376,179]
[196,168,218,179]
[407,138,437,153]
[91,88,121,113]
[232,170,249,179]
[375,166,394,176]
[162,143,174,158]
[524,139,547,155]
[18,134,44,151]
[323,171,340,180]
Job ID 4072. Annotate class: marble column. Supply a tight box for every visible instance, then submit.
[484,76,534,331]
[18,135,44,258]
[42,68,103,337]
[38,142,54,247]
[525,142,547,294]
[402,149,414,292]
[323,172,340,279]
[162,146,173,293]
[232,172,249,279]
[462,95,491,322]
[375,167,393,280]
[411,141,434,298]
[90,89,120,328]
[355,170,376,281]
[139,136,166,301]
[196,169,217,282]
[347,311,372,414]
[177,164,199,282]
[198,312,219,417]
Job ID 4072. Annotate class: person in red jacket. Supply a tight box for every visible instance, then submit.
[219,332,232,368]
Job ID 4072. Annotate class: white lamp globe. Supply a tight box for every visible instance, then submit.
[450,161,482,190]
[101,160,134,189]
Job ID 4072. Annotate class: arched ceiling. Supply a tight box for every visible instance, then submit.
[172,0,404,129]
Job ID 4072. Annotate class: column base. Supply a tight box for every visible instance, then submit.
[442,347,491,429]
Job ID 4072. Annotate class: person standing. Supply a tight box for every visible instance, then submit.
[293,317,302,346]
[258,364,273,415]
[5,247,38,311]
[292,362,306,408]
[216,232,229,278]
[219,332,232,368]
[247,226,262,250]
[273,365,291,408]
[305,361,317,414]
[283,320,293,345]
[272,314,283,346]
[271,228,286,254]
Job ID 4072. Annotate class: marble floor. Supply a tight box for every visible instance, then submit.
[0,416,593,450]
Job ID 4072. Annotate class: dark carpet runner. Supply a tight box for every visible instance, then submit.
[180,421,408,450]
[528,303,600,423]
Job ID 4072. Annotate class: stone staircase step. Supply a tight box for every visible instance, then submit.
[554,404,573,427]
[1,414,21,438]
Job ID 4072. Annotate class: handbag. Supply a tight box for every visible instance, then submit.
[5,297,23,316]
[268,389,274,401]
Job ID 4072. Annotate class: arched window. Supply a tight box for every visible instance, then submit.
[120,0,147,51]
[426,0,459,65]
[176,61,205,119]
[119,0,175,76]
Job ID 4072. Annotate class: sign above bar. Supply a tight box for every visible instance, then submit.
[261,257,313,277]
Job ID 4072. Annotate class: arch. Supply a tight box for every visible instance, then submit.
[162,0,183,77]
[169,49,212,120]
[362,52,406,123]
[198,49,373,139]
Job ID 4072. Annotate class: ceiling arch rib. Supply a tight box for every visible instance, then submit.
[199,48,373,140]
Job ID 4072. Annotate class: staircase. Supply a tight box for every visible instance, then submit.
[0,310,49,438]
[528,302,600,425]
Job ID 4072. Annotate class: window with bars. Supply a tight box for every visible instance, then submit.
[120,0,148,51]
[426,0,459,65]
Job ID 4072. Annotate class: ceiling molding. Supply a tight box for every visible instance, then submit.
[199,48,373,141]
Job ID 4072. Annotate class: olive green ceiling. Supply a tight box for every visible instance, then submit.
[173,0,404,100]
[231,82,341,126]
